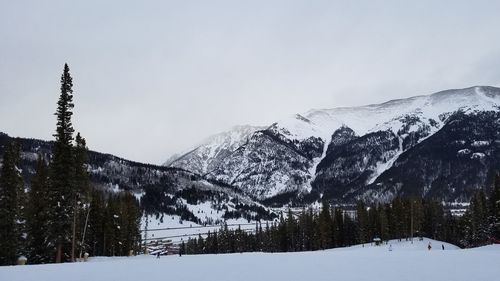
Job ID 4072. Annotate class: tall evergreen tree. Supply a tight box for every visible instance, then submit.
[461,190,490,247]
[26,155,52,264]
[0,141,25,265]
[119,192,141,256]
[355,201,369,244]
[71,132,90,261]
[49,63,76,263]
[86,188,106,256]
[318,200,333,249]
[490,174,500,240]
[333,208,344,247]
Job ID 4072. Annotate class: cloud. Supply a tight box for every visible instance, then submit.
[1,0,500,163]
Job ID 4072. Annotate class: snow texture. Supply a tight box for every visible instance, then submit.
[165,125,264,175]
[1,238,499,281]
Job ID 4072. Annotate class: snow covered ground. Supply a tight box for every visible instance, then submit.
[1,238,499,281]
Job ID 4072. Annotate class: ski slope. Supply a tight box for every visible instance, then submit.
[1,238,499,281]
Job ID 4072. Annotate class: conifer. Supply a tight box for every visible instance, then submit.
[26,155,52,263]
[0,141,25,265]
[48,63,76,262]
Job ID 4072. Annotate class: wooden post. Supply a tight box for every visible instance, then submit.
[79,205,91,260]
[410,200,414,244]
[71,201,77,262]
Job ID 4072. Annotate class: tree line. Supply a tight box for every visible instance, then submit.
[1,64,499,264]
[0,64,141,265]
[183,179,500,255]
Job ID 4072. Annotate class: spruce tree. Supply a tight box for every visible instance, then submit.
[0,141,25,265]
[461,191,490,247]
[26,155,52,264]
[355,201,369,243]
[333,208,344,247]
[71,132,90,261]
[490,174,500,240]
[49,63,76,263]
[119,192,141,256]
[378,206,389,242]
[318,199,333,249]
[87,188,106,256]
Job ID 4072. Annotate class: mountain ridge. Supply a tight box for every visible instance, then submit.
[0,132,276,223]
[165,86,500,204]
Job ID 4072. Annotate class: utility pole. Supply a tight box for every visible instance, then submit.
[79,205,91,260]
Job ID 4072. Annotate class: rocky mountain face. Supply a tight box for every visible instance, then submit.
[356,111,500,203]
[0,133,275,224]
[166,86,500,205]
[208,129,323,200]
[312,128,400,200]
[165,125,264,175]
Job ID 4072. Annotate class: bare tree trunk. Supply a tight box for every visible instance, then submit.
[71,201,77,262]
[79,205,91,260]
[56,243,62,263]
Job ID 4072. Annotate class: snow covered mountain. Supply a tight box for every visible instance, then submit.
[0,132,275,224]
[165,86,500,204]
[165,125,265,175]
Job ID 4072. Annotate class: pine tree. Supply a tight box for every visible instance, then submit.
[26,155,52,264]
[355,201,369,243]
[379,206,389,242]
[48,63,76,263]
[119,192,141,256]
[286,208,297,251]
[412,198,425,238]
[87,188,106,256]
[0,141,25,265]
[318,200,333,249]
[390,198,405,241]
[333,208,344,247]
[71,132,90,261]
[343,213,357,246]
[490,174,500,240]
[461,190,490,247]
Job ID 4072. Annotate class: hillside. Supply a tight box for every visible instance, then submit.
[0,132,275,224]
[165,86,500,204]
[1,239,498,281]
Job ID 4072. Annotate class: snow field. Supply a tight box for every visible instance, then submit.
[2,238,499,281]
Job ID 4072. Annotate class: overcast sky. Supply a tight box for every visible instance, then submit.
[1,0,500,164]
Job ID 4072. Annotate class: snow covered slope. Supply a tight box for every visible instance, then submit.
[277,86,500,141]
[165,125,264,175]
[167,86,500,203]
[0,132,276,224]
[2,239,499,281]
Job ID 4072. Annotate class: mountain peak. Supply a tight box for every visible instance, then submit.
[165,125,264,174]
[164,86,500,203]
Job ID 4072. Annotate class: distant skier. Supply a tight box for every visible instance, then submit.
[427,242,432,251]
[156,252,161,259]
[442,244,445,250]
[389,244,393,252]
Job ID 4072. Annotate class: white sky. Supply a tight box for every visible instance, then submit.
[1,0,500,164]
